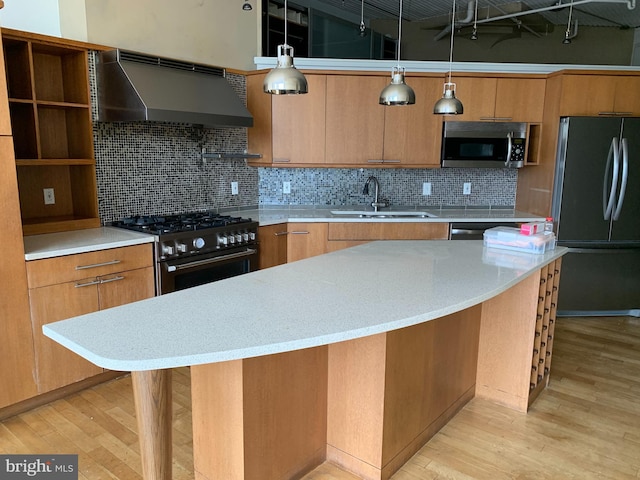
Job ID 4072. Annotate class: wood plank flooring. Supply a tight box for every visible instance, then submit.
[1,316,638,479]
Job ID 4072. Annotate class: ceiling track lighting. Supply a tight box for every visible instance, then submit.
[359,0,366,37]
[379,0,416,106]
[263,0,308,95]
[471,0,478,40]
[434,0,464,115]
[242,1,252,11]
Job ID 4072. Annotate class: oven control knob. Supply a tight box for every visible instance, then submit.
[217,234,228,247]
[163,244,175,256]
[242,233,249,242]
[235,234,243,243]
[176,243,187,253]
[193,237,205,249]
[249,232,256,241]
[228,235,235,244]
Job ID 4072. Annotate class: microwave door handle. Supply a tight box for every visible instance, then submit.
[613,138,629,221]
[603,137,619,221]
[505,132,513,167]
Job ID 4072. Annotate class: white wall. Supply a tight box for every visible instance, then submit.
[0,0,260,71]
[83,0,260,70]
[0,0,62,36]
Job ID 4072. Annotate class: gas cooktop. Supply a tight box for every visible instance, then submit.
[112,211,254,235]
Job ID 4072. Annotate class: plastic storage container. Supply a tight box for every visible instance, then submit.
[483,226,556,254]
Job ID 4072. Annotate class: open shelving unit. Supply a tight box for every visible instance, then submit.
[2,30,99,235]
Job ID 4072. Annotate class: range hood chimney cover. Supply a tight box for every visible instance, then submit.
[96,50,253,128]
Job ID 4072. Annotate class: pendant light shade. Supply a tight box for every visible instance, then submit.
[379,0,415,106]
[263,45,308,94]
[434,0,464,115]
[380,67,415,105]
[264,0,308,95]
[433,83,464,114]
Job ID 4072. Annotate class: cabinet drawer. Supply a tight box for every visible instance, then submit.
[26,244,153,288]
[327,223,449,241]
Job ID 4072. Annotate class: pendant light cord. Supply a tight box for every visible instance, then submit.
[448,0,456,84]
[397,0,404,67]
[284,0,289,48]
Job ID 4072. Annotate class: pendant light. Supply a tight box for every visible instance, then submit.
[434,0,464,115]
[379,0,415,106]
[263,0,308,95]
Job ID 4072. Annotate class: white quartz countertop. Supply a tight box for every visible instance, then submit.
[23,227,155,261]
[232,206,545,226]
[43,241,566,372]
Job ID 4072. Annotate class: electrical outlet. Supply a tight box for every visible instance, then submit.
[422,182,432,196]
[283,181,291,194]
[231,182,239,195]
[43,188,55,205]
[463,182,471,195]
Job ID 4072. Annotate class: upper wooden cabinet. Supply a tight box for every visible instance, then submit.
[447,76,546,123]
[247,72,444,168]
[2,29,99,235]
[557,73,640,116]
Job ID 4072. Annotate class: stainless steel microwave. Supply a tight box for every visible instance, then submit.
[441,122,527,168]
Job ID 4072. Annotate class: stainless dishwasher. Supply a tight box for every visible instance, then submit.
[449,222,520,240]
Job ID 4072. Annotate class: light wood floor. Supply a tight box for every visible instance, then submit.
[1,316,639,479]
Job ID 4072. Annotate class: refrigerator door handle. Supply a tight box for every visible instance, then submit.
[603,137,620,221]
[613,138,629,221]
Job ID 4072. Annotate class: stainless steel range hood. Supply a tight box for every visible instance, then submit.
[96,50,253,128]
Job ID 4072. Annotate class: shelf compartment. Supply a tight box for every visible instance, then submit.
[32,43,89,104]
[2,37,33,100]
[9,101,39,159]
[17,164,99,236]
[37,105,93,159]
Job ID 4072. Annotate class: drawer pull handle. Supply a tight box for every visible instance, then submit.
[75,279,101,288]
[274,231,289,236]
[99,275,125,284]
[76,259,121,270]
[273,158,291,163]
[289,231,310,235]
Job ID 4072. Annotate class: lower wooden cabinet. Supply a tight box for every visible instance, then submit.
[287,223,329,263]
[26,244,154,393]
[258,224,289,269]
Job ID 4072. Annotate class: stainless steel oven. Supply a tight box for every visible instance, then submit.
[111,212,259,295]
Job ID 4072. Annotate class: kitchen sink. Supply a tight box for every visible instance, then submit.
[330,210,437,218]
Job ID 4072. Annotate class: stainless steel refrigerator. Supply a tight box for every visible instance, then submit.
[552,117,640,317]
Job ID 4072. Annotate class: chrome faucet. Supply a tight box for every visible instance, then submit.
[363,176,388,211]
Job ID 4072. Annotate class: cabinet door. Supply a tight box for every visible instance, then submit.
[383,77,444,167]
[558,75,616,116]
[613,76,640,116]
[259,224,288,269]
[287,223,328,262]
[29,280,102,393]
[495,78,545,123]
[446,77,497,121]
[325,76,386,165]
[0,35,11,135]
[98,266,155,309]
[272,74,326,165]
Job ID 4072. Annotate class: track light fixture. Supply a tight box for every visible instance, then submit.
[242,1,252,11]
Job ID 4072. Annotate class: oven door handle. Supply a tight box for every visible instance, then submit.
[165,248,257,273]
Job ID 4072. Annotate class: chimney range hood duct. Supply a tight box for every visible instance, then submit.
[96,50,253,128]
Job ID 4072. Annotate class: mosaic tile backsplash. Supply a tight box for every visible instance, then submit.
[90,52,517,223]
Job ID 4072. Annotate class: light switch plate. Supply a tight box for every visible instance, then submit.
[283,181,291,194]
[43,188,55,205]
[463,182,471,195]
[231,182,239,195]
[422,182,432,196]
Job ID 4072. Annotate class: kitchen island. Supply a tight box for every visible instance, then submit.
[44,240,565,480]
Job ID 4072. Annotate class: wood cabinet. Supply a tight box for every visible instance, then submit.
[448,76,546,123]
[258,224,289,269]
[2,29,99,235]
[0,65,39,408]
[26,244,154,393]
[247,72,445,168]
[326,222,449,252]
[287,223,328,262]
[558,72,640,116]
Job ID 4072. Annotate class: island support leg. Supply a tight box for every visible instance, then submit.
[131,369,173,480]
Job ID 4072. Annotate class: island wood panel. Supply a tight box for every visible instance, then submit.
[191,346,328,480]
[326,306,482,480]
[475,271,540,412]
[327,222,449,241]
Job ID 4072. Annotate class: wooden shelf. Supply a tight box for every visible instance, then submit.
[2,31,98,235]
